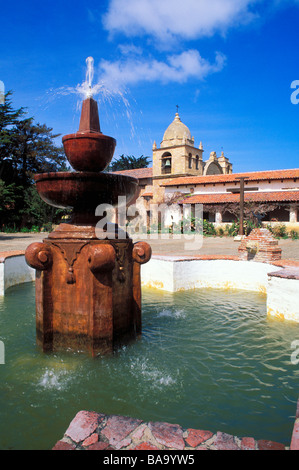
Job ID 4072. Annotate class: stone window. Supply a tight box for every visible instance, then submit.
[161,152,172,174]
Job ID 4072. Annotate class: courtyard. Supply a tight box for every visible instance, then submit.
[1,232,299,260]
[1,0,299,452]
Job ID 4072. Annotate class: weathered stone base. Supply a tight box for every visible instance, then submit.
[52,404,299,451]
[25,235,151,356]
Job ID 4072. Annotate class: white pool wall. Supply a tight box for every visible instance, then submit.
[1,253,299,323]
[0,254,35,295]
[141,258,281,293]
[141,257,299,323]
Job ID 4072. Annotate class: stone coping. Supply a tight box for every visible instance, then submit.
[268,267,299,280]
[150,255,299,286]
[152,254,239,262]
[152,253,299,267]
[52,407,298,451]
[0,250,25,262]
[1,249,299,268]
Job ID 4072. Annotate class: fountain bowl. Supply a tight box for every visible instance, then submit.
[62,132,116,172]
[34,171,138,210]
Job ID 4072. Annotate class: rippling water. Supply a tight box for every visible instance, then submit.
[0,283,298,449]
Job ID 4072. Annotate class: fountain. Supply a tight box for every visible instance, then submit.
[25,59,152,356]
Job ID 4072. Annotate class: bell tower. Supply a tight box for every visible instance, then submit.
[152,111,204,179]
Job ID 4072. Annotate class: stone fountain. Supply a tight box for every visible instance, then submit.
[25,93,151,356]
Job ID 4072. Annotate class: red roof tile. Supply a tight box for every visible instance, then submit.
[162,169,299,186]
[112,168,153,179]
[179,190,299,204]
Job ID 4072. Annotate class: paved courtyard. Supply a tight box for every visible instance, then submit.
[0,232,298,260]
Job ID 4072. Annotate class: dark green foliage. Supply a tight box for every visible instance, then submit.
[203,219,217,236]
[0,91,68,231]
[290,230,299,240]
[107,154,151,171]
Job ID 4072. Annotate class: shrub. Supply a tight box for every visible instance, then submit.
[270,224,288,239]
[290,230,299,240]
[227,222,239,237]
[203,219,216,236]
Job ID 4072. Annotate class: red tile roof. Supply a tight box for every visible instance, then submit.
[162,169,299,186]
[179,190,299,205]
[111,167,299,191]
[112,168,153,179]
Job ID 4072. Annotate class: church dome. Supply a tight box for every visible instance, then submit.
[161,113,193,148]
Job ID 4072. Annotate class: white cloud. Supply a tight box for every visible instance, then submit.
[98,0,299,91]
[103,0,259,44]
[118,43,143,56]
[98,49,226,92]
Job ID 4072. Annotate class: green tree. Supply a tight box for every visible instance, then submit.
[0,91,26,182]
[20,185,66,230]
[107,154,150,172]
[0,180,23,229]
[11,117,66,185]
[0,91,68,230]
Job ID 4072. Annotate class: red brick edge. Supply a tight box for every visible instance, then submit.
[290,400,299,450]
[52,410,289,451]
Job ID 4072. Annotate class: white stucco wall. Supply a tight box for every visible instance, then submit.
[0,263,5,296]
[141,257,299,323]
[141,257,281,294]
[267,275,299,323]
[165,179,299,196]
[0,255,35,295]
[141,258,175,291]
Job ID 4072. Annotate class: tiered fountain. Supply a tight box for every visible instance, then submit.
[25,66,151,356]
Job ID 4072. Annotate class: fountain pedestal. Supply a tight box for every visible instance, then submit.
[25,97,151,356]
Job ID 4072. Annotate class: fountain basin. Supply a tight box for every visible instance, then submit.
[0,281,298,449]
[34,171,138,210]
[62,132,116,172]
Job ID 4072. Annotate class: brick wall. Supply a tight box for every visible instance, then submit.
[238,228,282,263]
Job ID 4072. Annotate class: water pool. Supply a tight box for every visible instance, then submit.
[0,282,298,449]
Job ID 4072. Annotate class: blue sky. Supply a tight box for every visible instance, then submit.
[1,0,299,173]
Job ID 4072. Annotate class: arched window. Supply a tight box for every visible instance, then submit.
[161,152,172,174]
[188,154,192,169]
[195,155,199,170]
[205,162,222,175]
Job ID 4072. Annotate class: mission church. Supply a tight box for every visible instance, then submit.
[115,111,299,229]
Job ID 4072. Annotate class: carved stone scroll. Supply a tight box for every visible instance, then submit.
[133,242,152,265]
[25,243,52,271]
